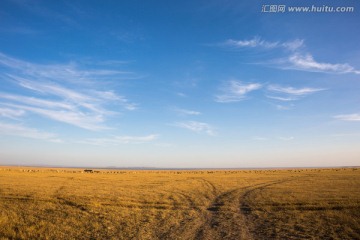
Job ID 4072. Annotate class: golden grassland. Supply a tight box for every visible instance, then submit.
[0,166,359,239]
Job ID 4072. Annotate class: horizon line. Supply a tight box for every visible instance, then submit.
[0,164,359,171]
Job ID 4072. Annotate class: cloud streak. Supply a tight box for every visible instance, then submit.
[173,121,216,136]
[223,37,304,51]
[215,80,262,103]
[0,122,61,142]
[278,136,295,141]
[266,85,324,105]
[220,37,359,75]
[0,53,137,131]
[334,114,360,121]
[0,53,135,84]
[266,96,298,102]
[78,134,159,146]
[268,85,325,96]
[287,54,360,74]
[0,107,25,119]
[173,107,201,116]
[4,103,107,131]
[275,104,293,111]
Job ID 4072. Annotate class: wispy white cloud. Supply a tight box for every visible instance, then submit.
[0,53,137,131]
[281,39,305,52]
[224,38,278,49]
[7,77,136,113]
[334,114,360,121]
[268,85,325,96]
[278,136,295,141]
[0,122,61,143]
[4,103,107,131]
[266,95,298,102]
[15,77,92,101]
[0,92,75,110]
[0,107,25,119]
[252,136,268,141]
[173,121,216,136]
[173,107,201,116]
[220,37,359,75]
[78,134,159,146]
[0,53,135,84]
[0,87,109,131]
[223,37,304,51]
[266,85,324,107]
[275,104,293,111]
[287,53,360,74]
[215,80,262,103]
[90,90,137,110]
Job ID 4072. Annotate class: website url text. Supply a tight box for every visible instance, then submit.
[261,5,355,13]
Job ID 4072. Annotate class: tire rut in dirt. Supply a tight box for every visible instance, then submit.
[195,188,252,240]
[240,177,301,239]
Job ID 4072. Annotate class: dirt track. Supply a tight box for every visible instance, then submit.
[1,168,359,239]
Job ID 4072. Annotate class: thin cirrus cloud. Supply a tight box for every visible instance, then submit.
[11,77,137,112]
[215,80,262,103]
[287,53,360,74]
[220,38,359,75]
[266,85,325,103]
[275,104,294,111]
[5,103,107,131]
[0,92,77,111]
[252,136,268,141]
[267,85,325,96]
[266,84,323,111]
[267,96,298,102]
[334,114,360,121]
[0,122,61,143]
[0,107,25,119]
[78,134,159,146]
[0,53,135,83]
[0,92,110,131]
[173,107,201,116]
[215,80,324,110]
[222,37,304,51]
[173,121,216,136]
[0,53,137,131]
[278,136,295,141]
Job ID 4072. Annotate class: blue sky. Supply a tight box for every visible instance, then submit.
[0,0,359,168]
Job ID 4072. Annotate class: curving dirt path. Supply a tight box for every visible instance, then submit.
[182,177,298,240]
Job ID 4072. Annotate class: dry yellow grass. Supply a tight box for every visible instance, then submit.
[0,167,359,239]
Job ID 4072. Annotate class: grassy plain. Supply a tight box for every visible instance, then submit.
[0,166,359,239]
